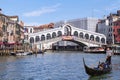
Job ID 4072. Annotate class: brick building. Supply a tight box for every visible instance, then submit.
[113,19,120,44]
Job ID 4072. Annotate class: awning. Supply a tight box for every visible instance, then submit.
[0,42,22,45]
[0,42,3,45]
[7,42,16,45]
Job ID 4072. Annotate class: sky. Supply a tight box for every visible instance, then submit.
[0,0,120,26]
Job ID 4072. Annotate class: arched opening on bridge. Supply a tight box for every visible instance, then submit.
[96,36,100,42]
[101,38,105,43]
[74,31,78,37]
[41,35,45,41]
[58,31,62,37]
[85,33,89,39]
[30,37,34,43]
[30,28,32,33]
[90,35,94,41]
[64,25,71,36]
[46,33,51,40]
[52,32,57,38]
[52,40,87,51]
[35,36,40,42]
[79,32,84,38]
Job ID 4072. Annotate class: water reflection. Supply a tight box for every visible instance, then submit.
[88,75,110,80]
[0,51,119,80]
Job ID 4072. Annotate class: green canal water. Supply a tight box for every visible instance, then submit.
[0,51,120,80]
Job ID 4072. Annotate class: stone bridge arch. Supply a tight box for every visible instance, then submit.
[28,24,106,50]
[63,25,72,36]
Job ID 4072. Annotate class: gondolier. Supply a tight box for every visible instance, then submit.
[105,47,113,65]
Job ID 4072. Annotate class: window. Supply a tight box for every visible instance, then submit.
[113,29,115,32]
[117,29,120,34]
[10,30,13,36]
[16,31,20,35]
[2,25,7,32]
[30,29,32,33]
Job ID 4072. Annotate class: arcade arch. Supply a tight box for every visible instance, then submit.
[85,33,89,39]
[74,31,78,37]
[90,35,94,41]
[52,32,57,38]
[30,37,34,43]
[96,36,100,42]
[35,36,40,42]
[101,38,105,43]
[64,25,72,36]
[46,33,51,40]
[58,31,62,37]
[41,35,45,41]
[79,32,84,38]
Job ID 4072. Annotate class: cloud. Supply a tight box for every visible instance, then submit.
[93,0,120,17]
[105,1,120,12]
[24,22,41,26]
[23,3,61,17]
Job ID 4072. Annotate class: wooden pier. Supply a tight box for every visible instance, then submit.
[0,43,31,56]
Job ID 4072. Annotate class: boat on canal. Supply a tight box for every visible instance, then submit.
[16,52,32,56]
[83,46,106,53]
[112,46,120,55]
[10,50,33,56]
[37,50,46,54]
[83,58,112,76]
[33,49,46,54]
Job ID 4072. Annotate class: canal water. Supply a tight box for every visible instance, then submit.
[0,51,120,80]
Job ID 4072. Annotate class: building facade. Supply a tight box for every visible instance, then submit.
[54,17,98,32]
[97,10,120,45]
[0,12,24,46]
[24,26,34,43]
[113,20,120,44]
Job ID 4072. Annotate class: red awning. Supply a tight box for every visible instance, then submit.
[0,42,3,45]
[7,42,16,45]
[0,42,22,45]
[7,42,22,45]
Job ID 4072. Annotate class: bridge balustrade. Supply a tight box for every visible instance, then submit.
[34,35,105,46]
[73,36,105,46]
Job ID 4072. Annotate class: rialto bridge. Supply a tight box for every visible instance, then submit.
[28,24,106,50]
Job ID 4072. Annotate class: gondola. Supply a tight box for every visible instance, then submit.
[38,49,46,54]
[83,58,112,76]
